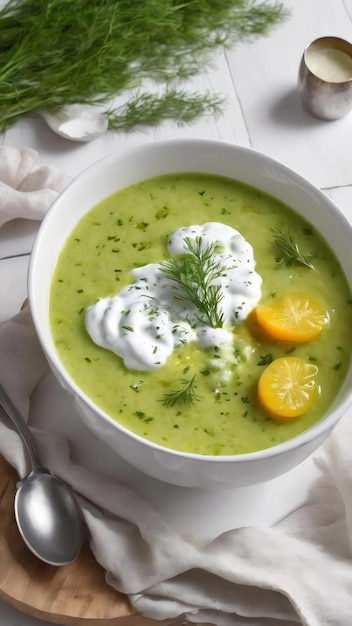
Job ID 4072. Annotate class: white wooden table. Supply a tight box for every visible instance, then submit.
[0,0,352,623]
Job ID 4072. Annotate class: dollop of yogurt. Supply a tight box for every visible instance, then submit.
[85,222,262,370]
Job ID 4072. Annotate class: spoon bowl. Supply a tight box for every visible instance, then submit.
[15,471,83,566]
[0,381,83,565]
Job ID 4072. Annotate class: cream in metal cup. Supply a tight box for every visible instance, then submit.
[298,36,352,120]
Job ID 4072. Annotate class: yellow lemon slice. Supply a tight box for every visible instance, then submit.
[258,356,319,421]
[255,294,329,343]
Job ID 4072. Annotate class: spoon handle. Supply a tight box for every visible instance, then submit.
[0,381,43,471]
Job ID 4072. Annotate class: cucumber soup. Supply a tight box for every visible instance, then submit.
[50,173,352,455]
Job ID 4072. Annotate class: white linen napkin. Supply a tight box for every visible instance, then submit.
[1,148,352,626]
[0,146,70,228]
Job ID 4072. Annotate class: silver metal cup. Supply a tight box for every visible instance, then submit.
[298,36,352,120]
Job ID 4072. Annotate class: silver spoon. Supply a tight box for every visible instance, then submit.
[0,381,83,566]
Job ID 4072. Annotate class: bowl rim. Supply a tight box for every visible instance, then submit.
[28,137,352,465]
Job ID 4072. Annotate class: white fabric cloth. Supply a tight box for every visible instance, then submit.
[1,148,352,626]
[0,146,70,228]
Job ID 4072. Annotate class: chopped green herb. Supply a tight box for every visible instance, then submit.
[130,380,144,392]
[257,354,273,366]
[137,241,152,251]
[134,411,154,423]
[155,207,169,220]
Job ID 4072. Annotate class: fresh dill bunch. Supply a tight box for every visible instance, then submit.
[272,227,316,271]
[161,375,200,407]
[0,0,289,133]
[160,236,226,328]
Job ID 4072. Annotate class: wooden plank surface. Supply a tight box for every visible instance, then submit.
[0,455,184,626]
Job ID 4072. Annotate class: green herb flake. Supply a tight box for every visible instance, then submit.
[257,354,273,366]
[155,207,169,220]
[134,411,154,423]
[137,241,152,251]
[130,380,144,392]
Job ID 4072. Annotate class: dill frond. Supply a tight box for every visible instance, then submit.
[272,227,316,271]
[161,375,200,407]
[160,236,226,328]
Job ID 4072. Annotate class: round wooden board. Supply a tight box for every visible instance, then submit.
[0,455,180,626]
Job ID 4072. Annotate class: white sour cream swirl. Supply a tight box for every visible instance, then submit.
[85,222,262,370]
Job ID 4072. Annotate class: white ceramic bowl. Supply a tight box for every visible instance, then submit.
[28,138,352,489]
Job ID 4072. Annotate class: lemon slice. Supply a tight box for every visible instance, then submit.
[258,356,319,421]
[255,294,329,343]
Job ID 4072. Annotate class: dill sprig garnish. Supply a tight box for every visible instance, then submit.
[160,236,226,328]
[272,227,316,271]
[161,375,200,407]
[0,0,288,133]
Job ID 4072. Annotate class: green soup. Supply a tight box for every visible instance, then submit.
[50,173,352,455]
